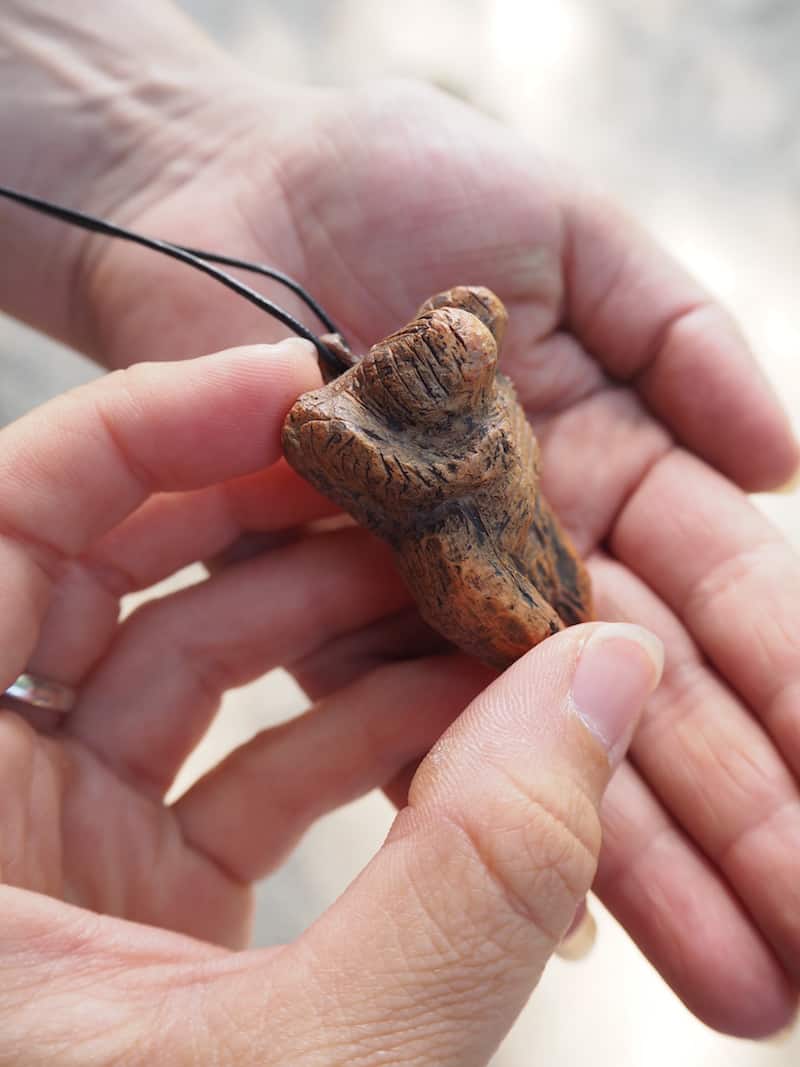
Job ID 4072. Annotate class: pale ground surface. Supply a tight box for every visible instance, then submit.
[2,1,800,1063]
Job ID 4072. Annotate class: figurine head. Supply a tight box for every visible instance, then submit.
[283,305,503,530]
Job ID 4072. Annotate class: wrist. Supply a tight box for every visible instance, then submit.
[0,1,258,353]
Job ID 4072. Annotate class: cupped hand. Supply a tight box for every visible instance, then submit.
[0,343,663,1064]
[72,79,800,1036]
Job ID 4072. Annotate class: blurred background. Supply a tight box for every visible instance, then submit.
[2,1,799,1063]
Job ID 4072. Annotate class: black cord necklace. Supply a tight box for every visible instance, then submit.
[0,185,351,378]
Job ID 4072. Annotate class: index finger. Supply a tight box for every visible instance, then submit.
[0,339,321,682]
[562,188,799,491]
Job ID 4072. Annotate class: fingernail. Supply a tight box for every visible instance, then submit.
[556,905,597,962]
[571,623,664,766]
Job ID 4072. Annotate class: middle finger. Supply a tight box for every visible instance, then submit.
[591,549,800,983]
[610,448,800,774]
[23,460,336,688]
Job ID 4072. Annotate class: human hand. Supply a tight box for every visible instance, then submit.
[63,78,800,1037]
[0,344,663,1064]
[2,2,799,1037]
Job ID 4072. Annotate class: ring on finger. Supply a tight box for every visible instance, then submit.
[3,672,77,714]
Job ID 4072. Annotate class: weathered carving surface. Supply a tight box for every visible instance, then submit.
[282,286,592,669]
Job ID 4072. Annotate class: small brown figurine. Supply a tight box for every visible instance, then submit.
[282,286,591,670]
[0,193,589,669]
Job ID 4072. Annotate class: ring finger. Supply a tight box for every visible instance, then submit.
[66,525,409,793]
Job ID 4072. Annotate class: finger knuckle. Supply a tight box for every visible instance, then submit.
[450,770,602,944]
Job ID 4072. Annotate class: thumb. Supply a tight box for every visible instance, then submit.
[210,622,663,1067]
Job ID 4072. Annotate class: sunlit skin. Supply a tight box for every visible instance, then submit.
[2,3,800,1060]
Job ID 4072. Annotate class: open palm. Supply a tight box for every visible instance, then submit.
[24,80,800,1036]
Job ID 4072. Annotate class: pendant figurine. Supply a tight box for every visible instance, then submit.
[282,286,592,669]
[0,193,592,667]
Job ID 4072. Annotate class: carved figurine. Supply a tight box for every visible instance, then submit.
[282,286,592,669]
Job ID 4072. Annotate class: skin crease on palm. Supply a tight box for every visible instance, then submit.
[2,1,800,1061]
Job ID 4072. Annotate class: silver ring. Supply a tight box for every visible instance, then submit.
[3,672,77,714]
